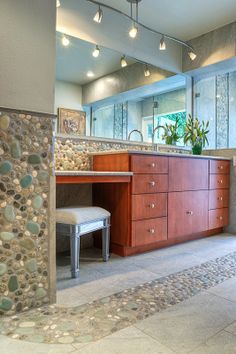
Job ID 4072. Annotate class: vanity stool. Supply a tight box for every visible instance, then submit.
[56,206,110,278]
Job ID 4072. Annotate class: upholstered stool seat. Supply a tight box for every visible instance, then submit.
[56,206,110,278]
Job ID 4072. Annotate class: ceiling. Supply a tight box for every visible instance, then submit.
[56,33,135,85]
[92,0,236,41]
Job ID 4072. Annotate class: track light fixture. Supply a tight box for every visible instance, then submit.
[188,51,197,61]
[120,56,128,68]
[85,0,197,60]
[159,35,166,50]
[93,5,103,23]
[144,65,150,77]
[56,0,61,7]
[62,35,70,46]
[92,45,100,57]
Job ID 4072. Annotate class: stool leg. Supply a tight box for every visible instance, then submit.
[102,224,110,262]
[70,231,80,278]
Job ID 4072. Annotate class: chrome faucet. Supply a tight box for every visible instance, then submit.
[128,129,144,142]
[152,125,164,149]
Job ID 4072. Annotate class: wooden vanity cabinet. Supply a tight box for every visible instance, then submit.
[93,153,230,256]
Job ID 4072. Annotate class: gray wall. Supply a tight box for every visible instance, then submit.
[0,0,56,113]
[82,63,174,105]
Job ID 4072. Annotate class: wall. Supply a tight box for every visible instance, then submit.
[82,63,174,105]
[0,0,56,113]
[194,70,236,149]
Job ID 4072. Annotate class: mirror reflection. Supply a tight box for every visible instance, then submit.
[55,32,187,145]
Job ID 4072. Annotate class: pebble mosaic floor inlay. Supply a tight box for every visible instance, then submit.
[1,251,236,344]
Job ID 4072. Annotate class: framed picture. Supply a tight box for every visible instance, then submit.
[58,108,86,135]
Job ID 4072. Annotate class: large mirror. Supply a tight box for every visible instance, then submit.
[55,32,187,145]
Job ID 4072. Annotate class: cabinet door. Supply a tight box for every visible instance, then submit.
[168,191,208,239]
[169,157,209,191]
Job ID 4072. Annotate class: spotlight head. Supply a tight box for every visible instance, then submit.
[87,71,95,77]
[93,6,103,23]
[144,65,150,77]
[129,23,138,38]
[159,36,166,50]
[62,35,70,46]
[121,56,128,68]
[93,45,100,58]
[188,51,197,61]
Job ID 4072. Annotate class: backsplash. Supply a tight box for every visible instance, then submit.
[55,134,190,171]
[0,108,54,315]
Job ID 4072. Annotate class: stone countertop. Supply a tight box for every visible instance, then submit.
[89,150,231,160]
[55,170,133,176]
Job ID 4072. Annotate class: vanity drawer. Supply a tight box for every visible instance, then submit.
[210,160,230,174]
[132,217,167,246]
[209,189,229,210]
[130,155,168,174]
[132,174,168,194]
[209,208,229,229]
[132,193,167,220]
[209,174,229,189]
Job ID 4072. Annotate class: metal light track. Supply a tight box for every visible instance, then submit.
[84,0,194,51]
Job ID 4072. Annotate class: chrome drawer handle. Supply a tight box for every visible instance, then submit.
[218,180,223,184]
[186,210,193,215]
[149,203,156,209]
[218,165,224,170]
[149,181,156,187]
[150,163,156,168]
[217,216,223,221]
[149,228,155,234]
[217,196,223,201]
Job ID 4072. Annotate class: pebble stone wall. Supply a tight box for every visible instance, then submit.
[0,108,54,315]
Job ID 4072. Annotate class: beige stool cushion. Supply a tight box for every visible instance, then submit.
[56,206,110,225]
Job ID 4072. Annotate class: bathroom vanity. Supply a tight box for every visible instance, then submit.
[92,151,230,256]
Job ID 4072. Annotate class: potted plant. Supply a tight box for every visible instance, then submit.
[162,118,182,145]
[183,114,209,155]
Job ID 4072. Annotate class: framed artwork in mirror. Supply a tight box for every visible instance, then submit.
[58,108,86,135]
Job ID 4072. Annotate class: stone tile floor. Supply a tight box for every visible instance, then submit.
[1,233,236,353]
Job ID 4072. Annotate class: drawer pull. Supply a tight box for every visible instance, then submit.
[150,163,156,168]
[148,228,155,234]
[218,179,223,184]
[149,181,156,187]
[149,203,156,209]
[217,216,223,221]
[217,196,223,201]
[218,165,224,170]
[186,210,193,215]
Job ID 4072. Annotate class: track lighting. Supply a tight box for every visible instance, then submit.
[92,45,100,58]
[56,0,60,7]
[87,71,95,77]
[93,6,103,23]
[188,51,197,61]
[62,35,70,46]
[120,56,128,68]
[129,23,138,38]
[159,35,166,50]
[144,65,150,77]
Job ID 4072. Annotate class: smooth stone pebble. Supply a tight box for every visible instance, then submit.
[8,275,18,292]
[0,263,7,275]
[3,205,15,222]
[26,221,40,235]
[0,231,15,241]
[20,174,33,188]
[38,171,49,181]
[0,297,13,311]
[0,115,10,130]
[32,195,43,209]
[35,288,47,299]
[19,321,35,328]
[11,140,21,159]
[58,336,74,344]
[0,161,12,174]
[28,154,42,164]
[25,259,37,273]
[19,239,35,250]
